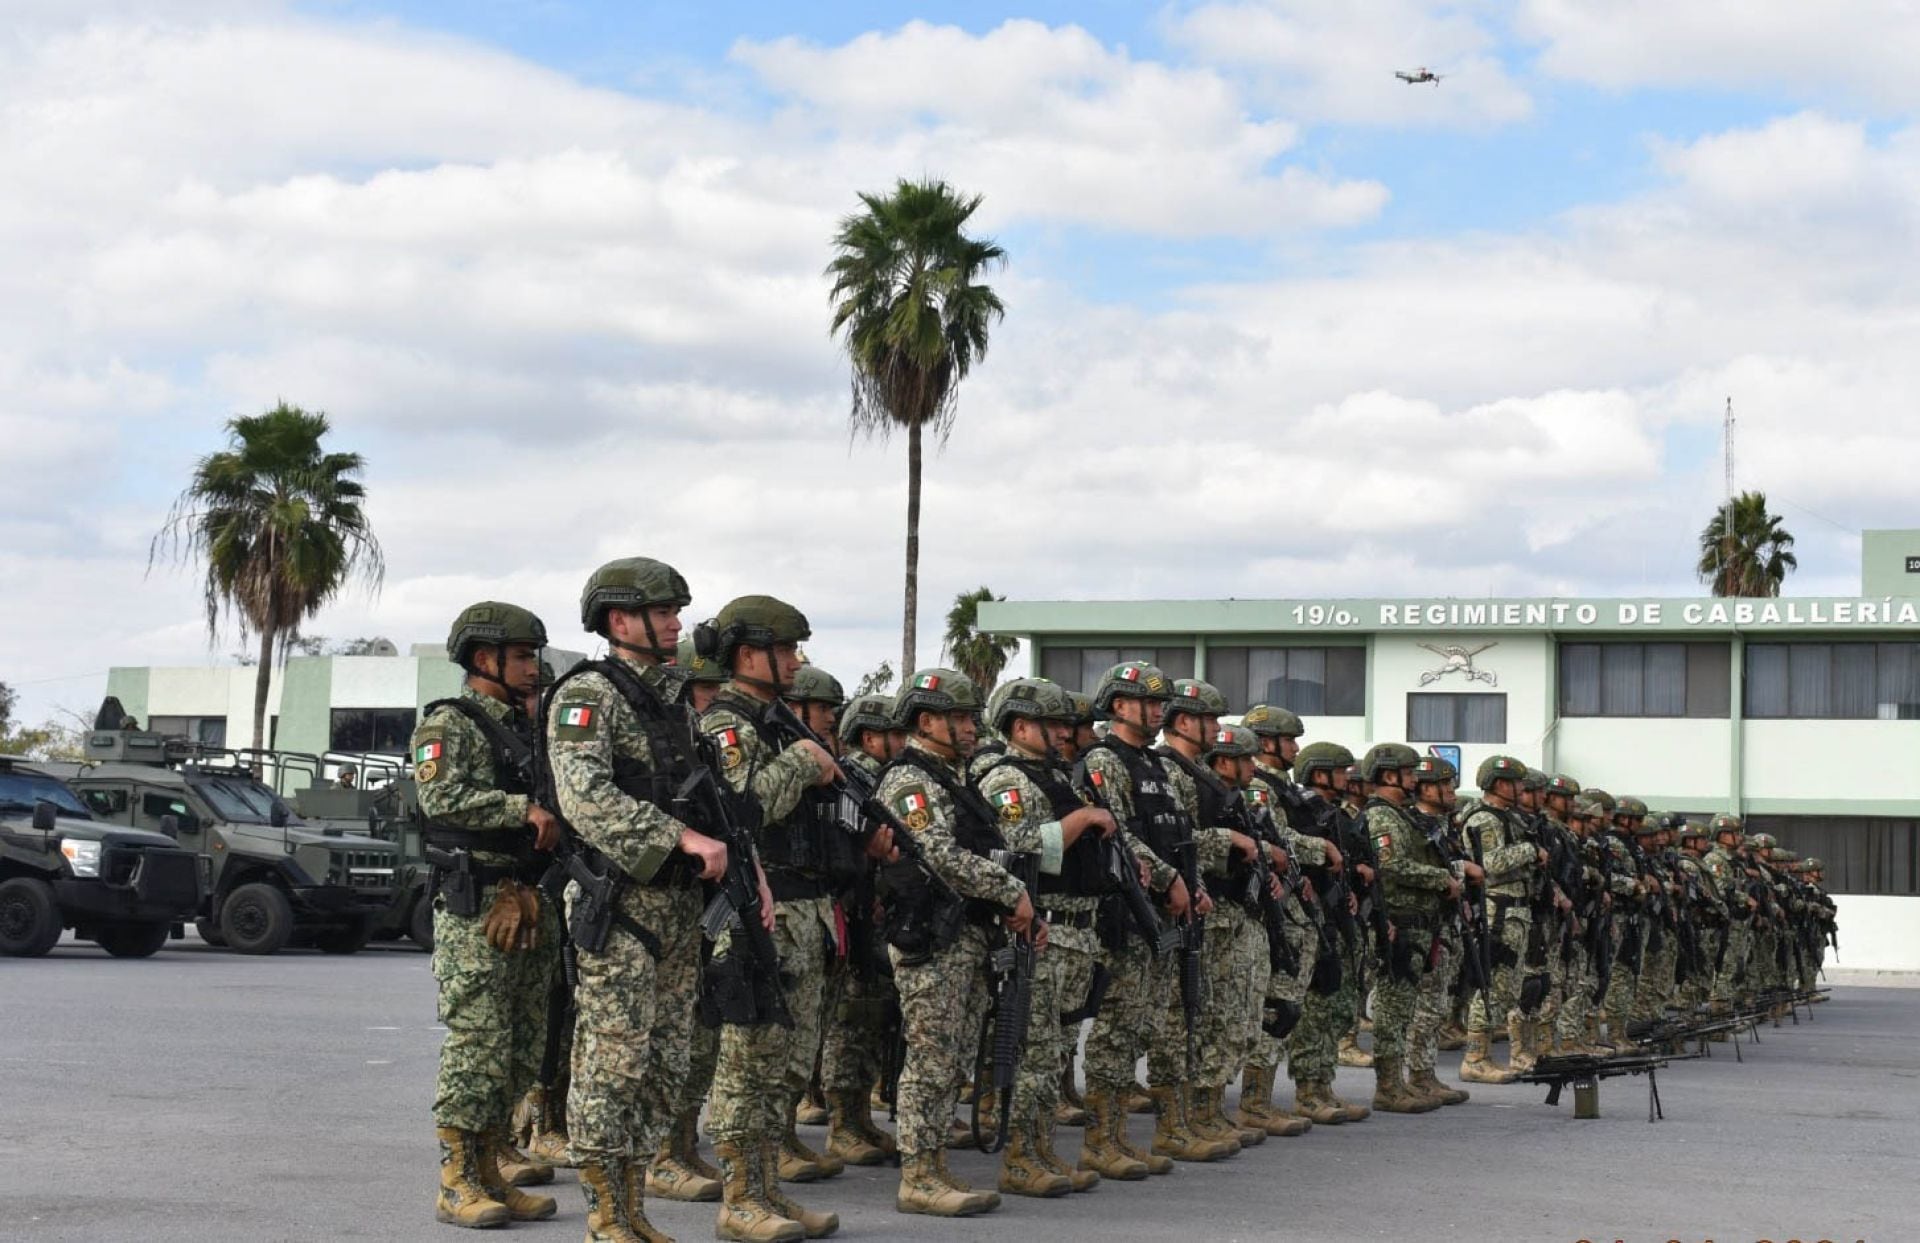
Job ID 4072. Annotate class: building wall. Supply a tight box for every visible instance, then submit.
[1743,720,1920,809]
[1368,633,1552,782]
[1553,717,1734,810]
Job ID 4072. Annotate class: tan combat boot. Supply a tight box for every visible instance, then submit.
[1204,1084,1264,1147]
[488,1127,554,1187]
[1186,1085,1249,1150]
[796,1084,829,1127]
[579,1158,673,1243]
[1148,1085,1234,1162]
[648,1109,722,1202]
[1109,1089,1173,1174]
[1336,1033,1374,1068]
[997,1123,1073,1198]
[1234,1065,1275,1130]
[933,1148,998,1208]
[713,1141,805,1243]
[1408,1067,1469,1107]
[1584,1015,1616,1055]
[1459,1031,1518,1084]
[1437,1020,1467,1052]
[1034,1120,1098,1192]
[1076,1089,1148,1182]
[1510,1019,1542,1071]
[1057,1067,1089,1126]
[896,1151,996,1217]
[758,1140,839,1239]
[1124,1081,1155,1114]
[777,1108,843,1183]
[476,1132,558,1222]
[1370,1058,1435,1115]
[510,1087,538,1149]
[823,1089,893,1167]
[1293,1080,1344,1126]
[525,1085,575,1168]
[435,1127,510,1229]
[1326,1080,1371,1123]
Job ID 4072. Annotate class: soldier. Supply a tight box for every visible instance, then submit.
[1675,822,1727,1016]
[1599,797,1653,1049]
[545,558,740,1243]
[1627,810,1680,1031]
[818,693,901,1168]
[975,677,1112,1196]
[695,597,851,1243]
[875,669,1033,1217]
[1275,740,1373,1129]
[1362,742,1455,1115]
[676,638,731,713]
[1459,755,1547,1085]
[1152,681,1256,1155]
[1075,662,1203,1175]
[419,603,563,1230]
[1544,779,1599,1059]
[1406,755,1473,1108]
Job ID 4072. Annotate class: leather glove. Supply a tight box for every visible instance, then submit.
[514,884,542,951]
[484,879,526,953]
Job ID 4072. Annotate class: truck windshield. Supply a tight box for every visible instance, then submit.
[188,774,300,825]
[0,771,94,819]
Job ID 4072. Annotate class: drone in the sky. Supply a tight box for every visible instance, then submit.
[1395,67,1446,86]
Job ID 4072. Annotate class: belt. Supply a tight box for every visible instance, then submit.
[767,868,828,902]
[1040,908,1096,930]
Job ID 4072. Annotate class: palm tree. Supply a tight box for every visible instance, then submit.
[827,178,1006,673]
[1697,491,1797,597]
[152,402,384,752]
[943,586,1020,693]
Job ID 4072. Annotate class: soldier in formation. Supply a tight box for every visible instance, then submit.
[420,592,1839,1238]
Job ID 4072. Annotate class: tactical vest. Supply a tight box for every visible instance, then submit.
[1157,744,1261,904]
[982,753,1102,898]
[418,696,537,860]
[548,657,704,887]
[1083,737,1186,863]
[881,747,1007,934]
[702,688,860,895]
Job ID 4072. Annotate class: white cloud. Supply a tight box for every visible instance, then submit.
[1169,0,1533,127]
[1519,0,1920,111]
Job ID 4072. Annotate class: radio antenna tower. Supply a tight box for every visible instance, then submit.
[1723,396,1735,505]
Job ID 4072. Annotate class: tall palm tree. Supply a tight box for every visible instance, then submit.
[943,586,1020,694]
[1697,490,1797,597]
[827,178,1006,673]
[153,402,384,752]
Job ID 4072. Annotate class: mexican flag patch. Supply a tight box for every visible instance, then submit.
[415,741,443,763]
[559,706,593,729]
[897,791,929,814]
[994,789,1021,809]
[1089,770,1105,788]
[1118,666,1141,682]
[912,673,941,691]
[714,727,739,748]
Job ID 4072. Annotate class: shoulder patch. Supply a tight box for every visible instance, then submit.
[1248,787,1270,806]
[552,697,603,741]
[992,786,1024,824]
[895,786,932,832]
[1374,831,1394,863]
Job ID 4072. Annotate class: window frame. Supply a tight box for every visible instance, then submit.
[1557,641,1731,720]
[1406,692,1508,744]
[328,707,419,755]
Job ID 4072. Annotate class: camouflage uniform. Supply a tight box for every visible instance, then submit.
[1703,829,1748,1008]
[1365,749,1454,1111]
[1460,766,1537,1060]
[419,687,560,1138]
[818,747,893,1100]
[1244,762,1328,1082]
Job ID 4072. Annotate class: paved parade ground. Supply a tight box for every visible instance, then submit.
[2,936,1909,1243]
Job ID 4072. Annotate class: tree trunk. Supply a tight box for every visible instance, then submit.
[903,419,921,674]
[252,627,274,754]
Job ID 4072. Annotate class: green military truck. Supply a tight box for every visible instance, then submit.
[54,729,401,956]
[292,767,435,952]
[0,755,201,957]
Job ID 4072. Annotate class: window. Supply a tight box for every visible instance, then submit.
[1038,646,1195,693]
[147,716,229,747]
[141,792,191,821]
[81,787,128,818]
[329,708,417,754]
[1749,816,1919,895]
[1408,693,1506,743]
[1559,642,1730,718]
[1744,642,1920,719]
[1207,647,1366,715]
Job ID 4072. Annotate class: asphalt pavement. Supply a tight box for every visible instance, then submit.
[1,933,1909,1242]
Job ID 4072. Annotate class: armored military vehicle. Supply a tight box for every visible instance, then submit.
[0,755,200,957]
[55,726,400,956]
[291,762,435,951]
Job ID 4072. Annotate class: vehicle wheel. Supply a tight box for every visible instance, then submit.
[0,876,64,957]
[221,883,294,955]
[314,919,374,955]
[194,917,227,947]
[95,922,172,958]
[408,892,435,951]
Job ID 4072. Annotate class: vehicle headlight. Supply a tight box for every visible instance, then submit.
[60,839,102,878]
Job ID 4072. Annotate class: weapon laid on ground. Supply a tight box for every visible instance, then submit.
[973,849,1040,1154]
[1519,1048,1682,1122]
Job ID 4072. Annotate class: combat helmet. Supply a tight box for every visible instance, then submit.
[580,557,691,637]
[890,668,983,731]
[1545,774,1582,801]
[1359,742,1420,782]
[1242,704,1305,739]
[1296,741,1355,784]
[786,665,845,708]
[446,602,548,668]
[1090,661,1175,713]
[1746,832,1776,852]
[674,638,728,685]
[1678,820,1710,844]
[1710,813,1744,838]
[1166,679,1229,721]
[1067,690,1096,727]
[1475,754,1527,793]
[992,678,1076,734]
[837,693,895,745]
[1411,753,1457,787]
[1583,788,1617,815]
[1207,722,1259,760]
[1518,768,1549,795]
[1804,856,1825,873]
[1614,796,1649,821]
[697,595,811,667]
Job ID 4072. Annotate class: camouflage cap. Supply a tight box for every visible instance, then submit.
[786,665,845,707]
[674,639,728,684]
[1091,661,1175,712]
[837,692,895,744]
[1242,704,1305,739]
[1295,741,1356,780]
[1207,723,1259,760]
[1166,679,1229,719]
[580,557,691,633]
[446,601,548,666]
[1359,742,1421,781]
[1475,754,1527,791]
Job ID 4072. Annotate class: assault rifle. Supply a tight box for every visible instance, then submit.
[1237,793,1302,979]
[1419,808,1494,1026]
[1076,764,1177,954]
[973,849,1040,1154]
[680,749,793,1029]
[1172,838,1206,1082]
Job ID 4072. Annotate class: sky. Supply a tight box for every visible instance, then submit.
[5,0,1919,725]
